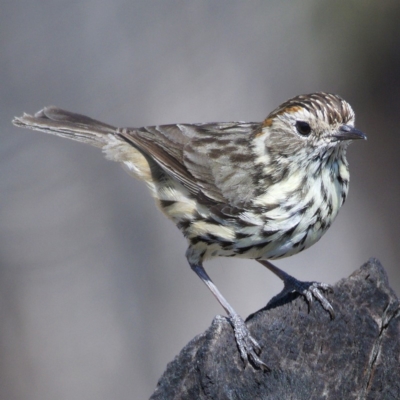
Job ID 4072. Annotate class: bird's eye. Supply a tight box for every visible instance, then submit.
[295,121,312,136]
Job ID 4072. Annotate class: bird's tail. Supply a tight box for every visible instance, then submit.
[12,106,117,148]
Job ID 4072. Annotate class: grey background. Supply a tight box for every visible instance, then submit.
[2,1,400,399]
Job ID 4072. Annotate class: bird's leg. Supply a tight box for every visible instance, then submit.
[257,260,335,319]
[190,263,269,370]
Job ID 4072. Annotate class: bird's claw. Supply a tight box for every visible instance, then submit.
[302,281,335,319]
[268,277,335,319]
[230,314,270,371]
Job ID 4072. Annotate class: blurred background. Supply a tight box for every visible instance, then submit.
[1,1,400,398]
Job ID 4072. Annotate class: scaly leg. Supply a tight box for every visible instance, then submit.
[190,263,269,370]
[258,260,335,319]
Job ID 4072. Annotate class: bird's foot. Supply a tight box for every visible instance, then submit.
[229,314,270,371]
[268,275,335,319]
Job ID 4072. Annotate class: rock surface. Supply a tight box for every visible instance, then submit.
[150,259,400,400]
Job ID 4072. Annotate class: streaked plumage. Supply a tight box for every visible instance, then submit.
[13,92,366,369]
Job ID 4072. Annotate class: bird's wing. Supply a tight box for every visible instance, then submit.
[118,122,262,207]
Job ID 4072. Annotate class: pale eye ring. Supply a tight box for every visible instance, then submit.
[295,121,312,136]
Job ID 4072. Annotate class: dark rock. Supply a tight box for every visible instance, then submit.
[150,259,400,400]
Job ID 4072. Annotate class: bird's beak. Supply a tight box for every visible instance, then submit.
[333,125,367,141]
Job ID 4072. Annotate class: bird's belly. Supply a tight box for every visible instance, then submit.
[156,171,346,262]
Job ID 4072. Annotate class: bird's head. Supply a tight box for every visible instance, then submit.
[260,92,366,161]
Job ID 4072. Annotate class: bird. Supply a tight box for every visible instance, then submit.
[13,92,366,370]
